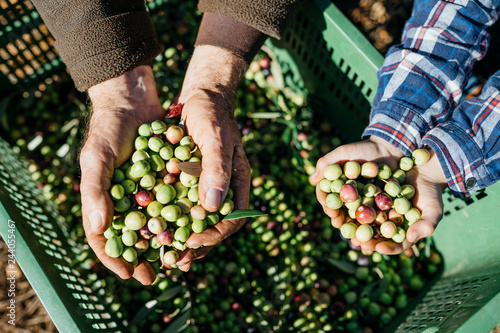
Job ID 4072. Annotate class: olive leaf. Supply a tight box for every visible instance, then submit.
[157,285,183,302]
[281,127,292,145]
[327,258,356,274]
[360,279,387,300]
[159,245,165,269]
[131,285,183,324]
[177,161,202,177]
[247,111,283,119]
[130,299,158,325]
[222,209,267,220]
[163,307,191,333]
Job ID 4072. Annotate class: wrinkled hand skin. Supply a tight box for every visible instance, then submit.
[81,45,251,279]
[310,136,448,255]
[81,65,164,285]
[168,45,251,272]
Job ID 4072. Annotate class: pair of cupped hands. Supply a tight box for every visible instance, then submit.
[80,46,448,285]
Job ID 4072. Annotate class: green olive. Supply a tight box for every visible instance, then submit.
[220,199,234,215]
[174,227,190,242]
[399,156,414,171]
[340,222,357,239]
[412,148,430,166]
[148,137,164,152]
[149,155,166,172]
[110,184,125,201]
[112,169,126,184]
[105,236,124,258]
[124,211,147,230]
[319,179,332,193]
[122,229,138,247]
[174,146,192,161]
[192,219,207,233]
[355,224,374,243]
[323,164,343,181]
[135,136,149,151]
[151,120,167,134]
[138,123,152,137]
[161,204,182,222]
[163,250,180,266]
[114,196,131,213]
[179,171,198,187]
[121,180,136,194]
[159,146,174,160]
[156,184,176,204]
[326,193,343,210]
[147,201,164,217]
[132,150,149,163]
[122,247,138,263]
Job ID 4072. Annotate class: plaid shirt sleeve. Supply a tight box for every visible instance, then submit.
[362,0,500,197]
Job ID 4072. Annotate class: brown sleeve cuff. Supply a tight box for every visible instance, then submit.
[195,13,267,63]
[198,0,301,39]
[54,11,163,91]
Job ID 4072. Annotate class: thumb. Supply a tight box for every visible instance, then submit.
[406,181,444,243]
[183,99,235,212]
[80,144,115,235]
[197,138,234,211]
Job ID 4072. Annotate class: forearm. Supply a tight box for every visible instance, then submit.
[180,45,248,103]
[363,0,500,155]
[31,0,162,91]
[422,72,500,197]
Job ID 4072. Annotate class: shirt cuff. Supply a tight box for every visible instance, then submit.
[362,100,430,156]
[195,13,268,63]
[422,122,495,198]
[54,11,162,91]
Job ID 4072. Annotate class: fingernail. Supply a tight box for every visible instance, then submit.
[206,187,224,210]
[89,211,103,231]
[311,171,318,179]
[411,230,420,242]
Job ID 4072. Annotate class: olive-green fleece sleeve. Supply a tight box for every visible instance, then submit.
[30,0,163,91]
[198,0,301,39]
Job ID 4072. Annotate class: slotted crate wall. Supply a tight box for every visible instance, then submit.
[266,0,384,143]
[267,0,500,332]
[1,0,499,331]
[0,137,126,332]
[0,0,170,93]
[0,0,64,92]
[394,187,500,333]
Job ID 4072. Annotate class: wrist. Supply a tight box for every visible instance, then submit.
[368,135,405,159]
[88,65,159,112]
[180,45,248,103]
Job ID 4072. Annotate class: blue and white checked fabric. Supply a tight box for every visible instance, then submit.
[363,0,500,197]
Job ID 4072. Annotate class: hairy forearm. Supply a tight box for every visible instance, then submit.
[88,66,158,110]
[181,45,249,102]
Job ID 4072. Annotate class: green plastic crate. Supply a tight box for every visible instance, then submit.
[267,0,384,143]
[0,0,65,93]
[0,138,126,332]
[0,0,169,93]
[266,0,500,332]
[1,0,500,332]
